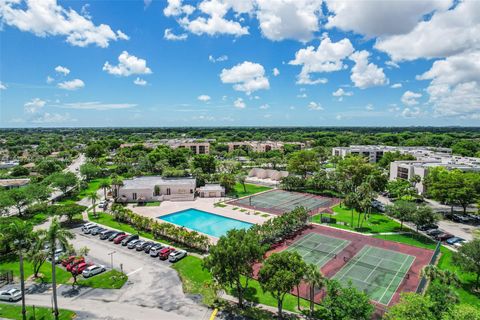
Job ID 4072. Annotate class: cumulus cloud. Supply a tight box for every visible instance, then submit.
[0,82,6,90]
[133,78,147,86]
[220,61,270,94]
[208,54,228,63]
[164,28,188,41]
[103,51,152,77]
[401,107,423,118]
[55,101,137,110]
[272,68,280,76]
[349,50,388,89]
[332,88,353,101]
[0,0,128,47]
[308,101,323,110]
[198,94,211,102]
[57,79,85,90]
[289,36,354,85]
[24,98,46,113]
[391,83,402,89]
[234,97,246,109]
[54,65,70,75]
[163,0,195,17]
[401,91,422,106]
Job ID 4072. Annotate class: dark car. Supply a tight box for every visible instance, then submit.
[446,237,465,245]
[108,232,125,241]
[427,229,444,237]
[434,232,454,241]
[143,242,155,253]
[452,214,471,224]
[419,224,438,231]
[121,234,139,246]
[91,227,107,236]
[134,240,146,251]
[100,230,115,240]
[114,234,128,244]
[467,214,480,225]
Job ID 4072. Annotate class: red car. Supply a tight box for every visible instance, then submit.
[113,234,128,244]
[66,257,85,272]
[159,247,175,260]
[61,256,76,267]
[71,262,92,275]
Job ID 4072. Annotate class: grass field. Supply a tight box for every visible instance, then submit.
[172,255,310,312]
[230,183,271,198]
[58,178,107,204]
[0,303,75,320]
[312,205,402,234]
[373,233,480,310]
[77,270,128,289]
[0,260,71,284]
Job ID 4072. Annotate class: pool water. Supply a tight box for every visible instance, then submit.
[159,208,253,238]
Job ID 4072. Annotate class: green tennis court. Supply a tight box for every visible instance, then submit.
[285,233,350,268]
[333,245,415,305]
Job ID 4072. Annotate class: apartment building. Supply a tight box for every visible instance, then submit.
[120,139,212,154]
[227,141,305,153]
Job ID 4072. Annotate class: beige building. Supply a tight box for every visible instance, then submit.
[197,184,225,198]
[0,178,30,189]
[227,141,305,153]
[118,176,196,202]
[120,139,211,154]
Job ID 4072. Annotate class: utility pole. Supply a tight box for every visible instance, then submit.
[108,251,116,270]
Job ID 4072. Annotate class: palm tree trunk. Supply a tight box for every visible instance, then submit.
[51,251,59,320]
[309,285,314,314]
[296,284,301,311]
[19,253,26,320]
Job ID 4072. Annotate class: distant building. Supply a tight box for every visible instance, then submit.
[227,141,305,153]
[246,168,289,186]
[0,178,30,189]
[0,161,20,169]
[332,145,452,163]
[118,176,196,202]
[120,139,211,154]
[197,184,225,198]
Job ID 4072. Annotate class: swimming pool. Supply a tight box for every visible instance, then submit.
[159,208,253,238]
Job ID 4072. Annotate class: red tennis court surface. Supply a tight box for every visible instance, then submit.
[229,189,341,215]
[253,224,435,314]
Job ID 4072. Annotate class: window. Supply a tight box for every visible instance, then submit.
[154,185,160,196]
[199,145,206,154]
[190,189,193,194]
[190,146,197,153]
[166,188,171,195]
[397,167,409,179]
[132,193,137,200]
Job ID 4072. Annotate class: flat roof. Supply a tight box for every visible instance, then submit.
[122,176,196,189]
[0,178,30,187]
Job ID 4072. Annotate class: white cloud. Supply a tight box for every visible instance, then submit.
[325,0,451,37]
[198,94,211,102]
[385,61,399,69]
[57,79,85,90]
[144,0,152,9]
[103,51,152,77]
[401,90,422,106]
[234,97,246,109]
[24,98,46,113]
[297,93,307,98]
[31,112,76,123]
[163,0,195,17]
[391,83,402,89]
[133,78,148,86]
[259,104,270,109]
[365,104,374,111]
[272,68,280,76]
[401,107,423,118]
[220,61,270,94]
[349,50,388,89]
[289,36,354,85]
[54,65,70,75]
[375,1,479,61]
[308,101,323,110]
[0,0,128,48]
[0,81,6,90]
[255,0,323,42]
[46,76,54,84]
[416,51,480,118]
[208,54,228,63]
[164,28,188,41]
[55,101,137,110]
[332,88,353,101]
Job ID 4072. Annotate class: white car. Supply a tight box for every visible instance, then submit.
[98,200,108,210]
[82,265,106,278]
[82,223,97,234]
[168,250,187,262]
[0,288,22,302]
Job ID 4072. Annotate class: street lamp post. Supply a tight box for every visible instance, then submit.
[108,251,116,270]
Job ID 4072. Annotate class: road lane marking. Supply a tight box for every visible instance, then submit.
[127,267,143,276]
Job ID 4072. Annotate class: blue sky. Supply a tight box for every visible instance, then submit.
[0,0,479,127]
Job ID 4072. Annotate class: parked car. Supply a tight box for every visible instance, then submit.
[91,227,107,236]
[0,288,22,302]
[451,214,471,224]
[127,239,141,249]
[108,232,125,241]
[61,255,76,267]
[82,223,98,234]
[134,240,146,251]
[168,250,187,262]
[453,241,466,248]
[100,230,115,240]
[159,247,175,260]
[149,244,165,257]
[467,214,480,225]
[427,229,444,236]
[143,242,155,253]
[419,224,438,231]
[114,234,128,244]
[66,257,85,272]
[48,248,64,264]
[98,200,108,210]
[121,234,139,246]
[446,237,465,245]
[82,265,106,278]
[72,262,92,275]
[435,232,454,241]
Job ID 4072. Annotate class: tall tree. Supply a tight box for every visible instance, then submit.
[304,264,325,315]
[236,174,247,193]
[258,251,307,319]
[453,239,480,289]
[287,150,319,179]
[192,154,216,174]
[99,179,111,199]
[410,206,438,232]
[38,218,74,320]
[203,229,266,308]
[385,200,416,230]
[384,293,436,320]
[88,192,99,218]
[48,172,78,194]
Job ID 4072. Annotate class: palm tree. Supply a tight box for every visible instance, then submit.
[110,176,124,201]
[2,221,34,320]
[88,192,99,218]
[237,174,247,193]
[38,218,74,320]
[305,264,325,315]
[99,179,110,199]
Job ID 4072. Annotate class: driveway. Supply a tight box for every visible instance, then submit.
[436,220,478,241]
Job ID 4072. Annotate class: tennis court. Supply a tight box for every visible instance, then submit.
[230,189,338,215]
[333,245,415,305]
[285,233,350,268]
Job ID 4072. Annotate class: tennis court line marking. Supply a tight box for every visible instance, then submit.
[336,246,373,282]
[381,255,416,306]
[313,239,349,266]
[363,257,384,283]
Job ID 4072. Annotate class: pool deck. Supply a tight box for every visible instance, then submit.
[129,198,271,242]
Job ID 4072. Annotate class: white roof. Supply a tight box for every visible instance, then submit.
[122,176,196,189]
[198,184,224,191]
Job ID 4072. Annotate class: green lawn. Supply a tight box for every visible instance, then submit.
[145,201,161,207]
[0,303,75,320]
[172,255,311,312]
[230,183,271,198]
[58,178,107,204]
[312,205,403,234]
[77,270,127,289]
[0,260,71,284]
[373,233,480,310]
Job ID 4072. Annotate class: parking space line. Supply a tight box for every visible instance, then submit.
[127,267,143,276]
